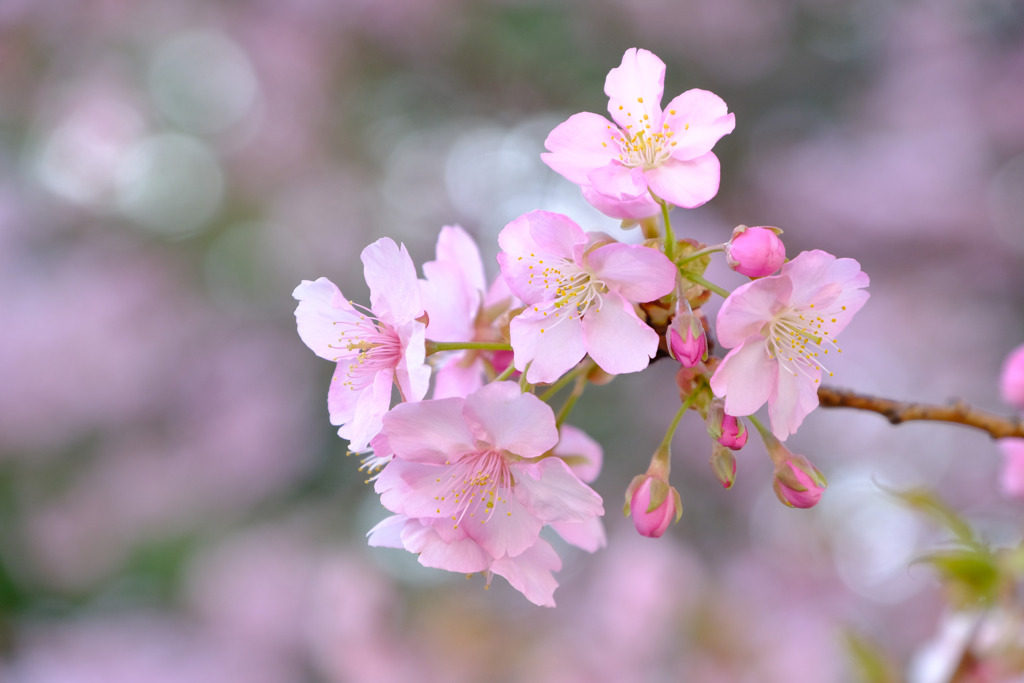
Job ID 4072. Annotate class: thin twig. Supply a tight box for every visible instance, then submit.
[817,386,1024,440]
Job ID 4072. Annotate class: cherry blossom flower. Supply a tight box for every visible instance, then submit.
[725,225,786,278]
[373,381,604,562]
[497,210,676,384]
[709,250,869,440]
[293,238,430,451]
[420,225,518,399]
[542,48,735,219]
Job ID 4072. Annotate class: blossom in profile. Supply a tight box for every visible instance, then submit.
[374,381,604,563]
[542,47,735,219]
[293,238,430,451]
[497,210,676,384]
[710,250,869,440]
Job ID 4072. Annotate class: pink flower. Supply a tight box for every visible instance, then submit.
[1000,344,1024,411]
[497,210,676,384]
[625,472,681,538]
[725,225,786,278]
[542,48,735,219]
[373,382,604,561]
[709,250,869,440]
[998,439,1024,499]
[293,238,430,451]
[419,225,490,399]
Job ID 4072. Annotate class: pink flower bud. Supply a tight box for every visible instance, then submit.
[624,473,681,538]
[666,310,707,367]
[709,443,737,489]
[706,398,747,450]
[1000,344,1024,411]
[999,439,1024,499]
[725,225,786,278]
[772,456,828,509]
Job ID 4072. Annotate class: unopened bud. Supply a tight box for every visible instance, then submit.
[624,473,682,538]
[1001,344,1024,411]
[771,452,827,509]
[667,309,708,367]
[709,443,737,489]
[706,398,747,450]
[725,225,785,278]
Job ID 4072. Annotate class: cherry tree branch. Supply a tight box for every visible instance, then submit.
[817,386,1024,440]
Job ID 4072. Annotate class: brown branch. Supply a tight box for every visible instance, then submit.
[817,385,1024,440]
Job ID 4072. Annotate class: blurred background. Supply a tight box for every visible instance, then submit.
[1,0,1024,680]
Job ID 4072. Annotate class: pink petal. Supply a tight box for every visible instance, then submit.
[374,459,460,518]
[490,538,562,607]
[768,365,821,440]
[462,382,559,458]
[782,251,870,328]
[327,363,359,427]
[581,184,661,220]
[644,153,722,209]
[381,396,476,464]
[435,225,486,294]
[587,163,650,201]
[513,458,604,523]
[581,292,660,375]
[541,112,620,185]
[432,359,485,399]
[509,312,587,384]
[421,262,477,342]
[549,517,607,553]
[554,424,603,483]
[463,492,544,559]
[338,367,394,451]
[361,237,423,325]
[401,519,492,573]
[394,321,429,402]
[293,277,359,361]
[605,48,665,131]
[661,89,735,159]
[715,276,793,348]
[366,514,407,548]
[709,337,776,417]
[585,242,676,303]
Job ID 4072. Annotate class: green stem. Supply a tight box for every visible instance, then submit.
[658,389,701,453]
[539,360,593,402]
[661,199,676,261]
[747,414,776,445]
[494,362,517,382]
[676,243,725,266]
[425,340,513,356]
[684,272,731,299]
[555,372,588,429]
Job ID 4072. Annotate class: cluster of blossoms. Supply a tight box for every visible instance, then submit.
[294,48,869,606]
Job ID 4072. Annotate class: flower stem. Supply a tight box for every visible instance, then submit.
[660,199,676,261]
[676,243,725,265]
[425,340,513,356]
[539,360,593,402]
[494,362,517,382]
[658,389,701,453]
[684,272,731,299]
[817,385,1024,440]
[555,371,588,429]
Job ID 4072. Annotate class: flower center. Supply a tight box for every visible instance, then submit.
[521,255,607,332]
[617,128,674,170]
[328,305,403,391]
[765,304,844,382]
[443,448,514,529]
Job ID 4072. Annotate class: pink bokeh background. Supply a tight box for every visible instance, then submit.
[1,0,1023,679]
